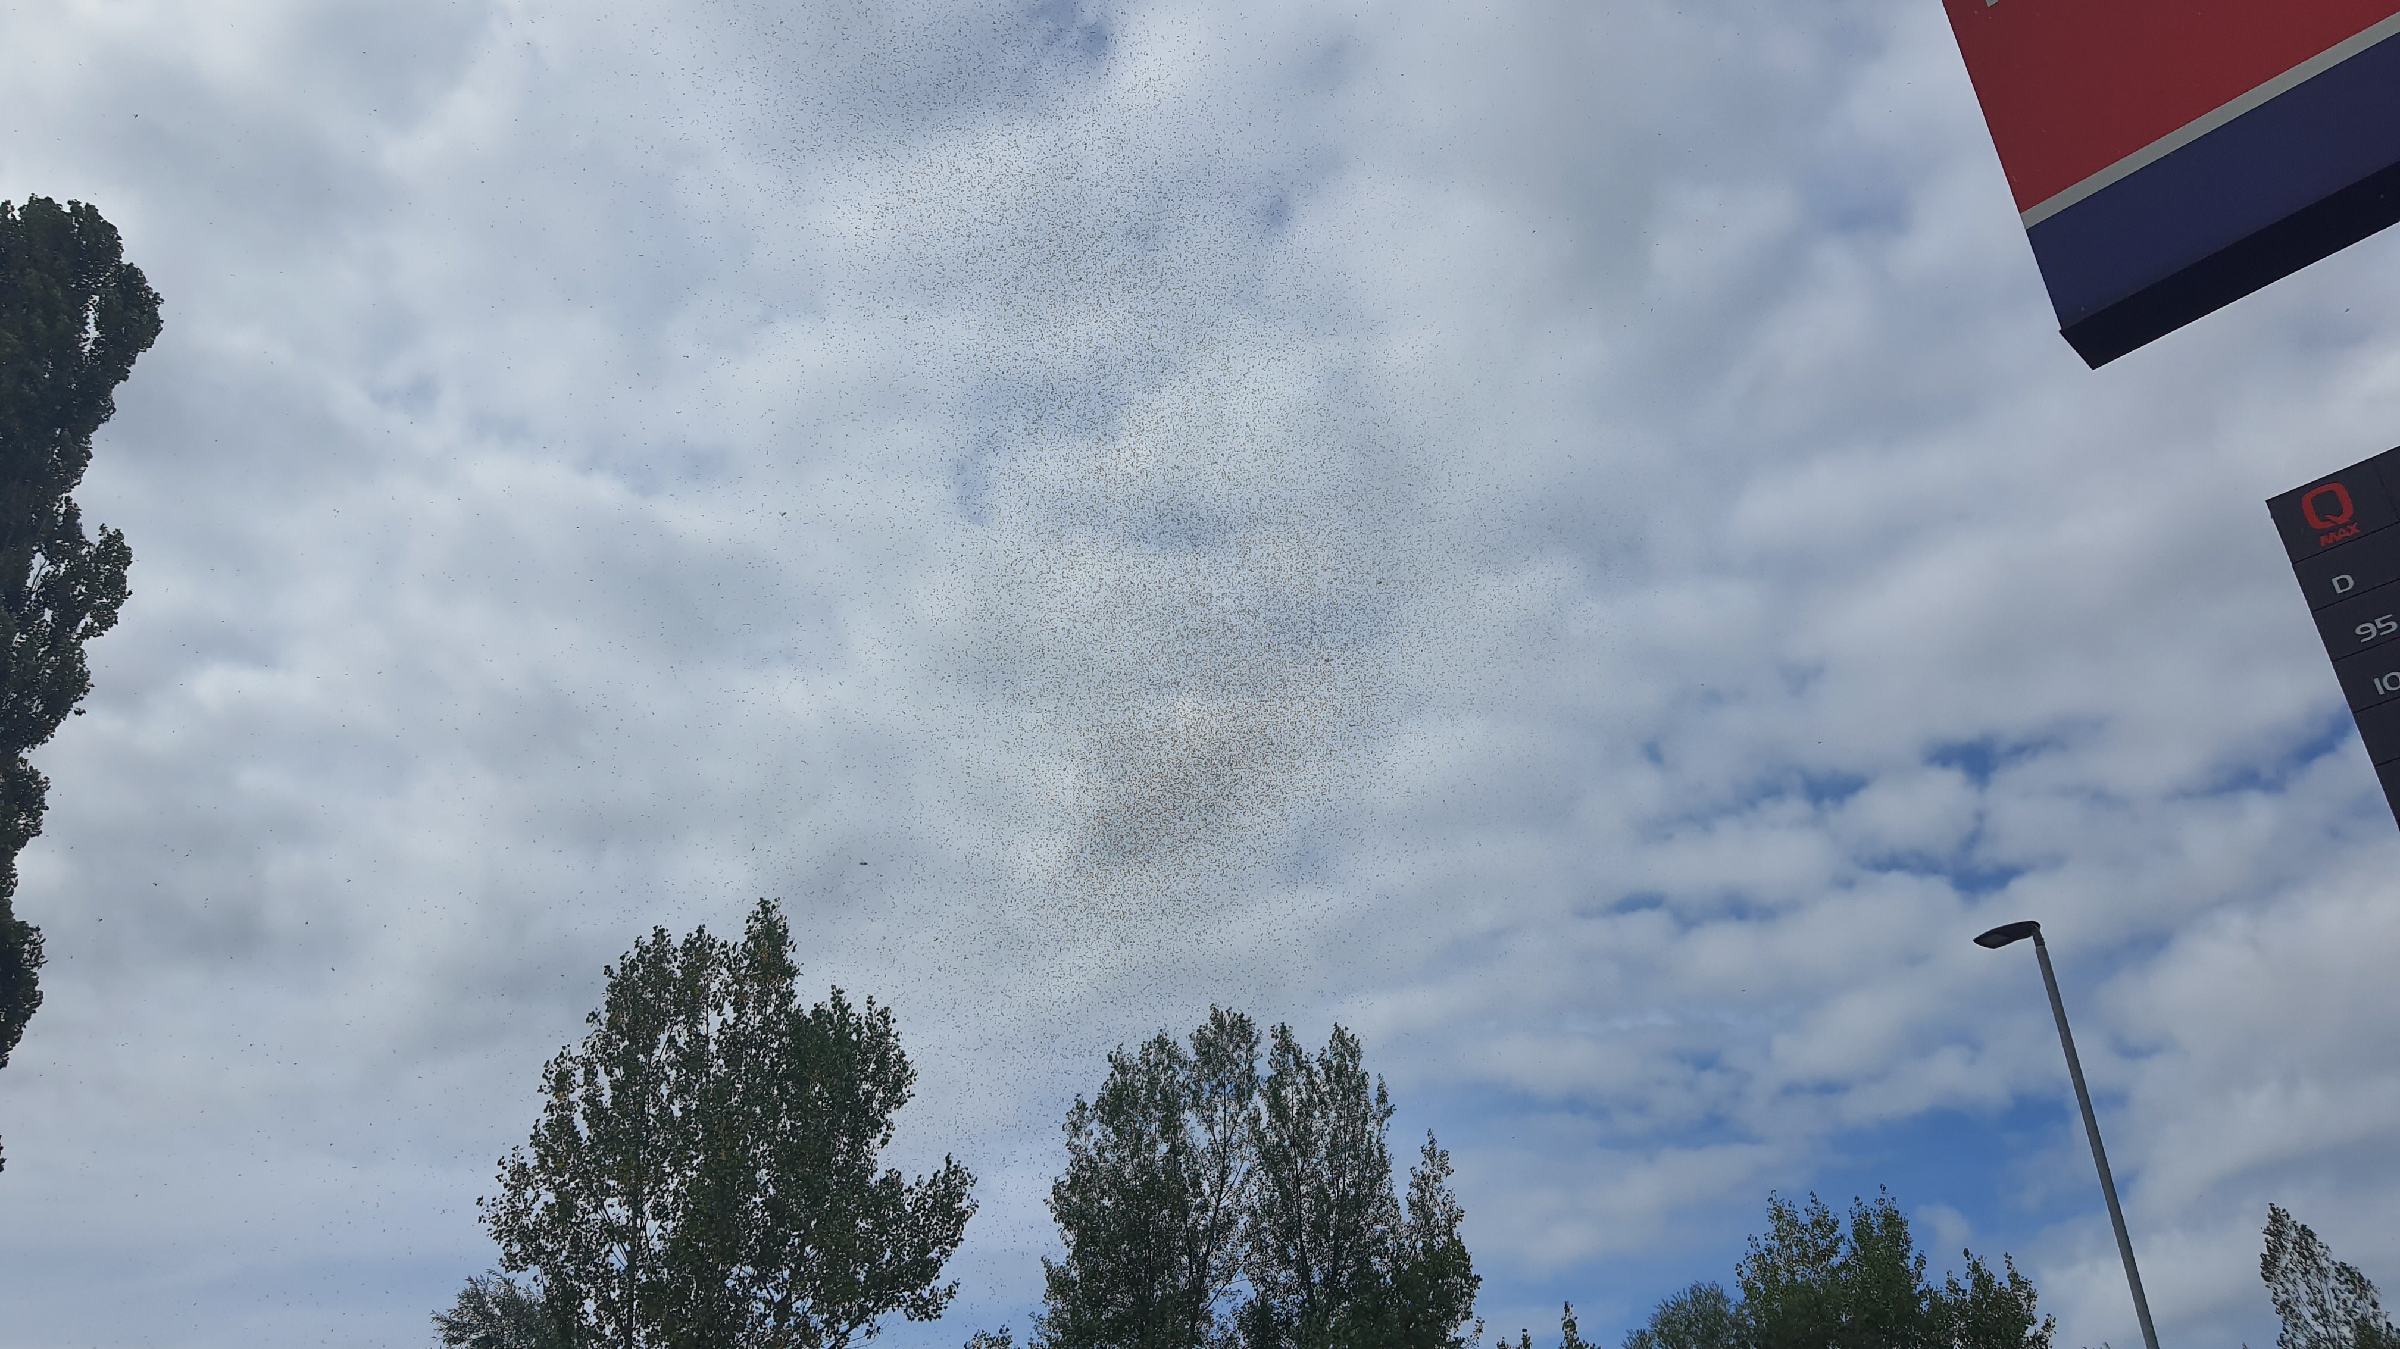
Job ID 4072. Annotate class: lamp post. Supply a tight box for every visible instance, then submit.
[1975,919,2161,1349]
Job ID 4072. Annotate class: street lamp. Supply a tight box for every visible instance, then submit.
[1975,919,2162,1349]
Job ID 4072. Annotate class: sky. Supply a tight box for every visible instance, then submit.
[4,1,2400,1346]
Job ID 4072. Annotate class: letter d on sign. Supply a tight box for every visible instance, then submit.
[2338,574,2359,594]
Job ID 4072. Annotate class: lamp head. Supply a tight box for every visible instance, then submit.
[1975,920,2042,949]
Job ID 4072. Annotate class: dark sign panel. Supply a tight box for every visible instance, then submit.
[2268,447,2400,825]
[1945,0,2400,368]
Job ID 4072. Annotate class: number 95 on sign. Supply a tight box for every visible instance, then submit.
[2311,586,2400,660]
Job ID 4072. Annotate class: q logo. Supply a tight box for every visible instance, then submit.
[2305,482,2357,531]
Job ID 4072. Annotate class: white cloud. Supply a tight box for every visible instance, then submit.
[3,1,2399,1346]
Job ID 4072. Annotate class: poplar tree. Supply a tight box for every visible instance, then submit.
[432,1271,572,1349]
[1724,1191,2050,1349]
[1036,1007,1260,1349]
[1032,1015,1477,1349]
[0,195,159,1173]
[1241,1024,1405,1348]
[479,899,976,1349]
[2261,1203,2400,1349]
[1517,1191,2049,1349]
[1622,1283,1740,1349]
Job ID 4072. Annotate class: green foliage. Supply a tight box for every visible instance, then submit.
[1585,1191,2051,1349]
[1032,1013,1477,1349]
[1241,1022,1398,1347]
[1729,1190,2051,1349]
[1037,1007,1259,1349]
[1559,1301,1592,1349]
[432,1271,574,1349]
[479,899,976,1349]
[0,195,157,1173]
[1374,1133,1481,1349]
[1737,1194,1862,1348]
[1929,1252,2051,1349]
[1500,1301,1595,1349]
[1241,1023,1478,1349]
[1622,1282,1740,1349]
[2261,1204,2400,1349]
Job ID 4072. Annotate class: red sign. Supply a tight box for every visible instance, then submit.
[1943,1,2400,366]
[1947,0,2400,216]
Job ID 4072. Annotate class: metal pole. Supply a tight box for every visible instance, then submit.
[2031,930,2162,1349]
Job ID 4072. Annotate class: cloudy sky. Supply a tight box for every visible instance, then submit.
[6,1,2400,1345]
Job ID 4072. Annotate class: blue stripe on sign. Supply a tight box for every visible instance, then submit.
[2025,26,2400,330]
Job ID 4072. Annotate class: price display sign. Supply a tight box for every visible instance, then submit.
[2267,447,2400,824]
[1944,0,2400,368]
